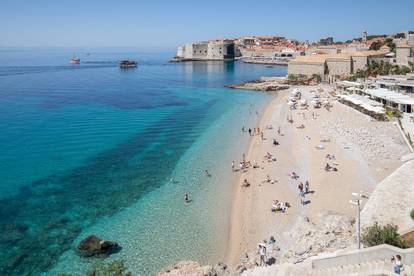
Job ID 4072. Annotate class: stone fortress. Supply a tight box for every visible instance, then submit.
[175,39,236,61]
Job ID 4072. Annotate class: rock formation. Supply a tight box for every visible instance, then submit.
[77,235,120,257]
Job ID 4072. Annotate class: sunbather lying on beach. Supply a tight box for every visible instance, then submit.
[320,138,331,143]
[296,124,305,129]
[289,171,299,180]
[263,175,277,184]
[271,200,289,213]
[325,163,338,172]
[241,179,250,187]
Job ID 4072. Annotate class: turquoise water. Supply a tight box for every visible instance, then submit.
[0,48,286,275]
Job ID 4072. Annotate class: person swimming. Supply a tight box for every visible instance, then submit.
[184,194,190,204]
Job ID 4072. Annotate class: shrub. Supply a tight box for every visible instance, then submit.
[362,222,407,248]
[411,209,414,221]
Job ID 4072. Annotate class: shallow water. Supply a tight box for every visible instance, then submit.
[0,48,286,275]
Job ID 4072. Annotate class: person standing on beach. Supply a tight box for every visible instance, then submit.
[248,128,252,136]
[258,243,267,266]
[254,128,256,135]
[305,181,310,194]
[184,194,190,204]
[231,160,235,172]
[277,127,281,135]
[392,255,403,274]
[299,190,305,205]
[260,132,264,140]
[268,236,276,253]
[298,182,304,193]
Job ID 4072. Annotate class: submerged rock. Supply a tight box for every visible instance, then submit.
[77,235,120,257]
[87,259,131,276]
[157,261,217,276]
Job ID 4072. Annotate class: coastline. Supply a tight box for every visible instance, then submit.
[225,90,296,265]
[223,84,408,267]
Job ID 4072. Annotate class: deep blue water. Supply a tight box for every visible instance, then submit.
[0,48,286,275]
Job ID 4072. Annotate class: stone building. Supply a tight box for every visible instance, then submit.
[395,31,414,66]
[326,54,352,76]
[288,50,388,78]
[288,55,327,76]
[175,40,235,61]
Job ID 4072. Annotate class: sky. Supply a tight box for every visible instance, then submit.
[1,0,414,48]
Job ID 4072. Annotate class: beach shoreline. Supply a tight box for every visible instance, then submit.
[224,91,287,264]
[223,84,408,268]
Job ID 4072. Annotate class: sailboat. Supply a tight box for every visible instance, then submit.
[70,53,80,64]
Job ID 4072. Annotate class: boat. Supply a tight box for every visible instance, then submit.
[70,53,80,64]
[119,60,137,68]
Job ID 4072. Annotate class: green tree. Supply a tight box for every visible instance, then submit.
[369,41,382,51]
[362,222,407,248]
[385,38,396,52]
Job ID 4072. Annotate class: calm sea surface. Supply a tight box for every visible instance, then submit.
[0,48,286,275]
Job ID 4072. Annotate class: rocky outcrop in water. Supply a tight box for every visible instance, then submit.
[226,77,289,92]
[77,235,120,257]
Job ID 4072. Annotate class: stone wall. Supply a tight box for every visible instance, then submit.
[192,42,208,59]
[361,160,414,233]
[352,56,368,72]
[288,62,325,76]
[396,47,411,65]
[326,59,352,76]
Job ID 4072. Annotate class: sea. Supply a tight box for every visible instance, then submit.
[0,48,287,275]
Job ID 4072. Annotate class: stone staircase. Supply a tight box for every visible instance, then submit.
[243,244,414,276]
[310,259,414,275]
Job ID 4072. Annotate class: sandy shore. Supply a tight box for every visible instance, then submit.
[224,84,408,266]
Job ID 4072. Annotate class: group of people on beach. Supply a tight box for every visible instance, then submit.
[242,126,263,139]
[297,181,310,205]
